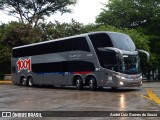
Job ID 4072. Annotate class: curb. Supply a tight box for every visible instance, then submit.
[0,80,12,84]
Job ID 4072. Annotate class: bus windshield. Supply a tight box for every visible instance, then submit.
[97,48,141,74]
[108,33,136,51]
[122,55,141,74]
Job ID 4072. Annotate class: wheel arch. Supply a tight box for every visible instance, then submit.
[27,74,33,80]
[27,74,34,86]
[20,75,26,84]
[85,74,97,86]
[72,75,83,86]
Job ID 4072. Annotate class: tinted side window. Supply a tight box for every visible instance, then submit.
[89,33,113,50]
[44,41,60,54]
[98,51,118,71]
[89,33,118,70]
[32,61,95,73]
[13,37,90,58]
[59,37,90,52]
[12,49,18,58]
[12,44,44,57]
[71,37,90,52]
[67,61,95,72]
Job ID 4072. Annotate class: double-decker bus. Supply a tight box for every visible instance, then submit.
[11,31,149,90]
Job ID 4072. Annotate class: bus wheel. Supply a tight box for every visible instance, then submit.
[21,77,27,86]
[28,77,34,87]
[89,76,97,91]
[75,77,83,90]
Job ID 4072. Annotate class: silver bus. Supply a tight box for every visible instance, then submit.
[11,31,149,90]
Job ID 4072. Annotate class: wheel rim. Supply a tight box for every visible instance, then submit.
[28,78,33,86]
[22,78,26,86]
[89,79,93,88]
[75,77,83,90]
[29,79,32,86]
[76,79,80,87]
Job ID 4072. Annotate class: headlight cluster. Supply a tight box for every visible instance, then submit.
[116,75,126,80]
[119,81,124,85]
[116,75,125,86]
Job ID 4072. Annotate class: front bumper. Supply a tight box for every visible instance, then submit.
[119,79,142,87]
[106,74,142,87]
[115,75,142,87]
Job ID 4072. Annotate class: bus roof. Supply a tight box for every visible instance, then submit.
[12,31,126,49]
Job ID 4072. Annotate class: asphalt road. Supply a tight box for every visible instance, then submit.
[0,82,160,120]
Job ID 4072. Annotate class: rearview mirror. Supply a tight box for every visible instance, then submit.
[137,49,150,61]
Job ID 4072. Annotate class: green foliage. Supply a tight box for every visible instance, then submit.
[40,19,84,39]
[0,22,45,74]
[0,0,76,26]
[96,0,160,34]
[0,22,45,47]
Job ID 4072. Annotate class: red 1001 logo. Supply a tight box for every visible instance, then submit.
[17,57,31,73]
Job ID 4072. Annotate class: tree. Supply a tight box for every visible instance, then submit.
[96,0,160,35]
[0,0,76,27]
[0,22,46,75]
[40,19,84,40]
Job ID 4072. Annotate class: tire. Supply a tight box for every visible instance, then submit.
[28,77,34,87]
[21,77,27,86]
[75,77,83,90]
[89,76,97,91]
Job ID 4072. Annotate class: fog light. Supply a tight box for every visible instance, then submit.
[119,81,124,86]
[141,81,143,84]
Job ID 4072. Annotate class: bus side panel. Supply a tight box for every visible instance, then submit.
[43,74,64,85]
[41,73,73,86]
[29,73,43,85]
[11,58,21,84]
[93,71,105,87]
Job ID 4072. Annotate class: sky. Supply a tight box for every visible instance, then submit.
[0,0,108,25]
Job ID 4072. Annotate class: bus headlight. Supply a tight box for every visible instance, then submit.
[116,75,126,80]
[119,81,124,86]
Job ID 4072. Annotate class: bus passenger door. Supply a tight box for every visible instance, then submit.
[95,66,114,87]
[96,70,107,87]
